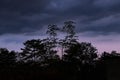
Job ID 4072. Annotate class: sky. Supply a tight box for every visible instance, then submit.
[0,0,120,53]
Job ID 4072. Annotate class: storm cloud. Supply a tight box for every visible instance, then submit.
[0,0,120,35]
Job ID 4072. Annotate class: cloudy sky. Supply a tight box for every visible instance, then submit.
[0,0,120,53]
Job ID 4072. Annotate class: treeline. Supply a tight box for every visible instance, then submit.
[0,21,120,80]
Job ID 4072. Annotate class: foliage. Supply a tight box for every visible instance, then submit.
[0,48,16,67]
[64,42,98,64]
[20,39,47,62]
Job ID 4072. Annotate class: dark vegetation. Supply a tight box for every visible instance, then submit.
[0,21,120,80]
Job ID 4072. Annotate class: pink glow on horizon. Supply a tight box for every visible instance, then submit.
[0,33,120,54]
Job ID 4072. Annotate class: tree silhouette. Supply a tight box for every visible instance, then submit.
[46,24,59,39]
[45,24,60,62]
[61,42,98,80]
[59,21,78,58]
[64,42,98,64]
[20,39,60,66]
[20,39,47,62]
[63,21,76,40]
[46,24,59,55]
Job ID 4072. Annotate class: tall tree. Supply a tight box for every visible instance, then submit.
[60,21,77,58]
[46,24,59,58]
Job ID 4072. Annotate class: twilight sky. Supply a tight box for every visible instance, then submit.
[0,0,120,53]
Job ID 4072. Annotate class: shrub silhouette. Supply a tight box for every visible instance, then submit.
[0,48,16,67]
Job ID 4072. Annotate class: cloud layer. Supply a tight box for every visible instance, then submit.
[0,0,120,35]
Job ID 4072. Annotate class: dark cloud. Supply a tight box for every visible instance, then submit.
[0,0,120,36]
[0,0,53,35]
[76,14,120,36]
[0,0,51,14]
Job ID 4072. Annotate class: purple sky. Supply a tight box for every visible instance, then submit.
[0,0,120,53]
